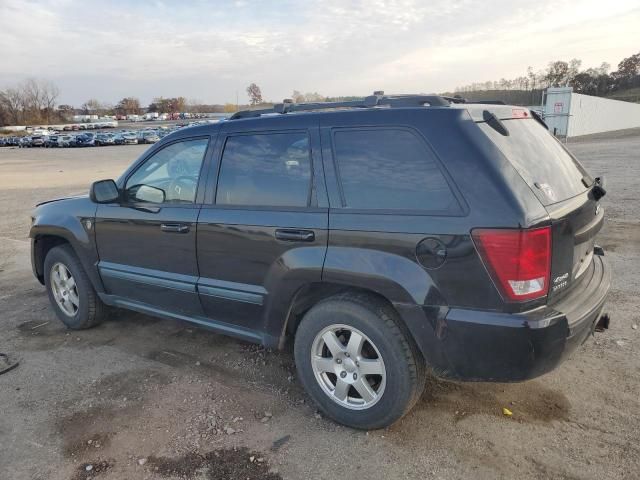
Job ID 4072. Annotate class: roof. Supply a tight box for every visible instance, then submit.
[228,92,466,120]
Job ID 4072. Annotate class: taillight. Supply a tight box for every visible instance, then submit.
[511,108,529,118]
[472,227,551,301]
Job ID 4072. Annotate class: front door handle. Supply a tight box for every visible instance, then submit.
[161,223,190,233]
[275,229,315,242]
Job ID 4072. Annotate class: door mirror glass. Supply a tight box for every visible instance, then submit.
[90,179,120,204]
[128,184,166,204]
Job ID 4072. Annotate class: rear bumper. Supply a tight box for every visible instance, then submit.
[399,255,611,381]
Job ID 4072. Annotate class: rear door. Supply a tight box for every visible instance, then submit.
[318,112,491,309]
[196,118,328,335]
[477,114,601,300]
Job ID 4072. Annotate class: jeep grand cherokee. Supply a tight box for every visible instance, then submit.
[30,92,611,429]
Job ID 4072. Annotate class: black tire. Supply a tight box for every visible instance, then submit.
[44,244,106,329]
[294,293,426,429]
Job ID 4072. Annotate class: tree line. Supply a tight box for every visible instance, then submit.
[454,51,640,100]
[0,79,60,126]
[2,52,638,127]
[0,86,248,127]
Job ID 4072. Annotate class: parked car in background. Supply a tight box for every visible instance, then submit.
[115,132,138,145]
[137,130,160,144]
[45,135,59,147]
[95,133,116,146]
[75,132,96,147]
[58,135,74,147]
[30,135,46,147]
[19,137,32,148]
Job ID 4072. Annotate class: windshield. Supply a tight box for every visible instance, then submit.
[479,118,590,205]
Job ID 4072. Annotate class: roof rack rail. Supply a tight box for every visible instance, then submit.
[228,91,452,120]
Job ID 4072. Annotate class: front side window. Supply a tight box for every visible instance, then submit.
[216,132,311,207]
[332,129,457,211]
[125,138,208,204]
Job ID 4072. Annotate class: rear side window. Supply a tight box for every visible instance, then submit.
[332,129,457,211]
[216,132,311,207]
[479,118,589,205]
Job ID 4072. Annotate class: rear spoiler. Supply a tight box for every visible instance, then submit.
[464,105,543,123]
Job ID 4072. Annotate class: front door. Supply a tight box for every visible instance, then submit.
[95,136,211,316]
[197,120,328,337]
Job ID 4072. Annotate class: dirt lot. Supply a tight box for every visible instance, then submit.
[0,136,639,480]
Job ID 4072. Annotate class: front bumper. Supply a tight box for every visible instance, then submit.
[399,255,611,381]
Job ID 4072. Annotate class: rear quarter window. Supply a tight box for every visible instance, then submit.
[479,118,589,205]
[331,128,458,212]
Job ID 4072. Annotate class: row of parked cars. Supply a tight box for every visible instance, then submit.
[0,129,166,148]
[56,122,118,131]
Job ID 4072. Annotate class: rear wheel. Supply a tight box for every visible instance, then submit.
[294,293,426,429]
[44,245,106,329]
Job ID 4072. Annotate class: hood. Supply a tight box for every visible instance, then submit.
[36,193,88,207]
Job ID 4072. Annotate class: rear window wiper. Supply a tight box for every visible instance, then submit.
[589,176,606,200]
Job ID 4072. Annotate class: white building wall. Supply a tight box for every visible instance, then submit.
[567,93,640,137]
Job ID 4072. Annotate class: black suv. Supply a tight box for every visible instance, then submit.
[30,93,611,429]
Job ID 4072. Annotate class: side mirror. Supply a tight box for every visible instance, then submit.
[130,184,166,204]
[90,179,120,204]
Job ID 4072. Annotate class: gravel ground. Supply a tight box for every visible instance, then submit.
[0,134,638,480]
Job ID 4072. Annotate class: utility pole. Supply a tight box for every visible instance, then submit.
[236,91,239,112]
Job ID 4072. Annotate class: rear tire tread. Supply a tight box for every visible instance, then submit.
[295,291,427,429]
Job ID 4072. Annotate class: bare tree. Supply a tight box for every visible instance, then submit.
[81,99,102,115]
[0,87,24,124]
[246,83,263,105]
[291,90,305,103]
[41,80,60,124]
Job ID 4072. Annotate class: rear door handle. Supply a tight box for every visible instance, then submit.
[275,229,315,242]
[161,223,190,233]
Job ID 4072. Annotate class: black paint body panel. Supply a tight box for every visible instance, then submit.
[29,105,611,381]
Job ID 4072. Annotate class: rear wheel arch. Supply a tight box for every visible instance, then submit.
[281,283,421,354]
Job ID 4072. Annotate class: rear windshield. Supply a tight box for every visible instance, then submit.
[479,118,590,205]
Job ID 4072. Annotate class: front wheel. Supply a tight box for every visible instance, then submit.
[44,245,106,329]
[294,293,426,429]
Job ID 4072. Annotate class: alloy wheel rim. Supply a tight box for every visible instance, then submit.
[311,324,386,410]
[50,262,79,317]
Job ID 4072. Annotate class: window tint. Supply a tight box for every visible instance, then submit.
[479,119,588,205]
[216,133,311,207]
[125,138,208,204]
[333,129,457,211]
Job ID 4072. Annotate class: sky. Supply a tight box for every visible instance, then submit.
[0,0,638,106]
